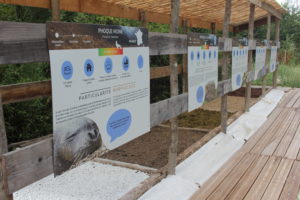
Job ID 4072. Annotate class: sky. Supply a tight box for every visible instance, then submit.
[276,0,300,6]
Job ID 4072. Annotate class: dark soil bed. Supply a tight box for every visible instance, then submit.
[228,87,263,98]
[102,126,206,169]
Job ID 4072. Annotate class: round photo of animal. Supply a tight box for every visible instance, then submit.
[53,117,102,175]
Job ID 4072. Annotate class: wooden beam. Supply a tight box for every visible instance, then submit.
[233,16,276,33]
[220,0,232,134]
[273,18,280,88]
[51,0,60,21]
[0,0,225,30]
[167,0,180,176]
[0,96,13,200]
[248,0,282,19]
[262,14,271,96]
[182,19,188,93]
[245,4,255,112]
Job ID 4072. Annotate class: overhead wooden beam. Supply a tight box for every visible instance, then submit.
[248,0,282,19]
[0,0,225,30]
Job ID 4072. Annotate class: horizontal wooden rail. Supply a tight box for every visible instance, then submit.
[0,21,275,65]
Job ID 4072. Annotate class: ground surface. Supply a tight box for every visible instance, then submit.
[102,126,206,168]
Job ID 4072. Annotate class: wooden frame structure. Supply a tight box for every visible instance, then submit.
[0,0,285,199]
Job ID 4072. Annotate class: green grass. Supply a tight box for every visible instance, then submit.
[253,64,300,88]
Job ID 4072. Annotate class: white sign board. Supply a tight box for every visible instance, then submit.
[254,46,267,80]
[231,46,248,90]
[188,33,218,112]
[270,46,278,73]
[47,22,150,175]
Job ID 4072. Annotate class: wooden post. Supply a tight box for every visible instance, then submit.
[273,18,280,88]
[262,14,271,96]
[51,0,60,21]
[0,96,12,200]
[245,4,255,112]
[139,11,148,28]
[182,19,188,93]
[211,22,216,34]
[220,0,232,134]
[167,0,180,175]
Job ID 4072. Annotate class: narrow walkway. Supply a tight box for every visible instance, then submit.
[190,89,300,200]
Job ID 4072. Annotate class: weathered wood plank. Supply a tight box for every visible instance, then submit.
[225,155,269,200]
[220,0,232,134]
[245,4,255,112]
[243,156,281,200]
[262,14,271,97]
[0,21,242,65]
[279,160,300,200]
[261,158,293,200]
[207,154,257,200]
[51,0,60,21]
[248,0,282,19]
[273,18,280,88]
[273,111,300,157]
[285,122,300,160]
[2,138,53,194]
[150,66,182,79]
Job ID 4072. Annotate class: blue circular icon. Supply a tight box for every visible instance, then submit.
[209,51,212,59]
[236,74,242,86]
[203,51,206,60]
[84,59,94,77]
[191,51,194,61]
[61,61,73,80]
[137,55,144,69]
[104,57,113,74]
[122,56,130,71]
[197,51,200,60]
[214,51,217,59]
[196,86,204,103]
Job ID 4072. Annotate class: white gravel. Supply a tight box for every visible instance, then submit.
[14,161,149,200]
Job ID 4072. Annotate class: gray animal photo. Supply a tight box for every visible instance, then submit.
[54,117,102,175]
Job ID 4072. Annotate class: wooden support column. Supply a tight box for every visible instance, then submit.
[139,11,148,28]
[211,22,216,34]
[167,0,180,175]
[245,4,255,112]
[273,18,280,88]
[262,14,271,96]
[0,96,12,200]
[182,19,188,93]
[220,0,232,134]
[51,0,60,21]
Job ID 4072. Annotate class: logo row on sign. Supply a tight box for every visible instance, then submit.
[61,55,144,80]
[190,50,218,61]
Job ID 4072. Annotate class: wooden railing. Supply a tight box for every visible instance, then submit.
[0,21,279,196]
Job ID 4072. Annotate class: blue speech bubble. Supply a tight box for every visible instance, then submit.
[236,74,242,86]
[84,59,94,77]
[196,86,204,103]
[122,56,130,71]
[137,55,144,69]
[61,61,73,80]
[104,57,113,74]
[197,51,200,60]
[106,109,132,142]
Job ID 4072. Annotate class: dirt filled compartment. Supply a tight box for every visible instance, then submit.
[102,109,230,169]
[228,87,264,98]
